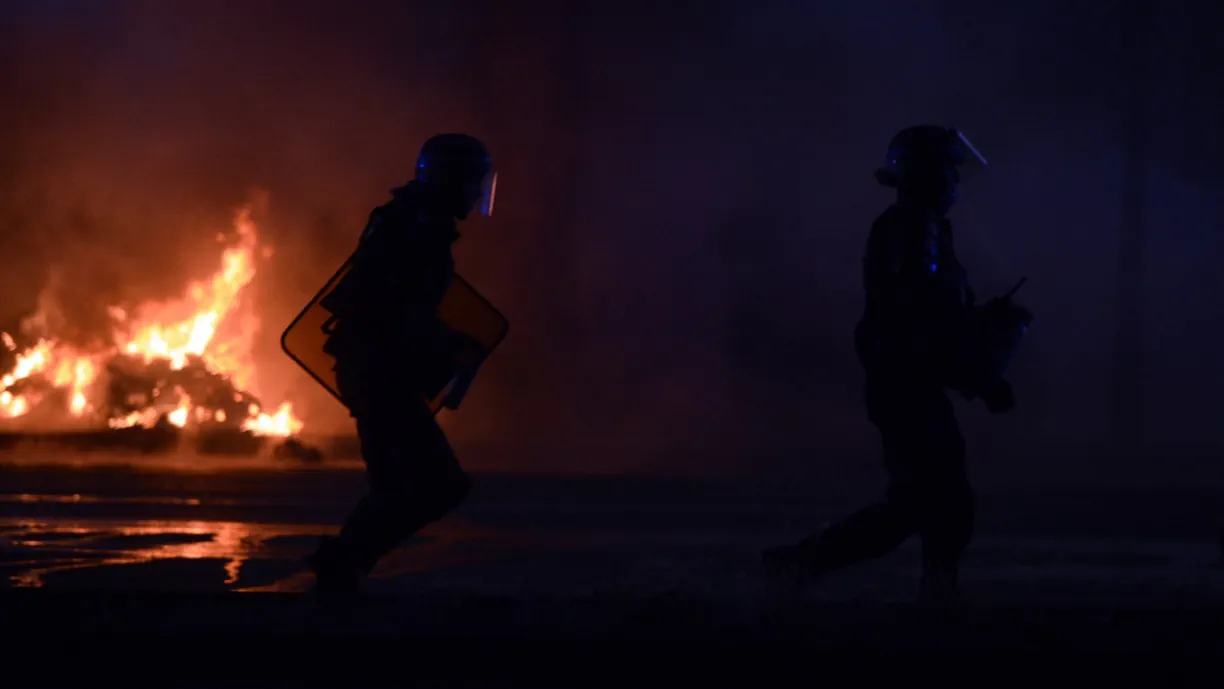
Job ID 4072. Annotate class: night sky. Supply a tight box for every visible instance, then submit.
[0,0,1220,480]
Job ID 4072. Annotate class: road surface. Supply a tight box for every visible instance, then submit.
[2,454,1223,686]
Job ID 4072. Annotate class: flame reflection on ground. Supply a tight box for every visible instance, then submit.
[0,449,361,473]
[0,516,328,588]
[5,475,1222,604]
[0,505,501,591]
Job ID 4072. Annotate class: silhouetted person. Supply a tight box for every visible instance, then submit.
[308,133,497,593]
[763,125,1030,603]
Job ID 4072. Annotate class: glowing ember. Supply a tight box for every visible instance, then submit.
[0,206,303,438]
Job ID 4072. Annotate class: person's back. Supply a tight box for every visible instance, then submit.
[855,201,973,388]
[322,183,459,406]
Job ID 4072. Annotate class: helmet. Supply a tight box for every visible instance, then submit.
[414,133,497,219]
[874,125,987,188]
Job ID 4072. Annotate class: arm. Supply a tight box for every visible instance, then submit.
[966,278,1033,413]
[440,361,481,410]
[954,264,1028,413]
[440,331,490,410]
[861,219,916,326]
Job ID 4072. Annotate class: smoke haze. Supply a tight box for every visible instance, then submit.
[1,0,1221,481]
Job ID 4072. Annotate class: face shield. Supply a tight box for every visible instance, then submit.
[949,129,988,184]
[414,136,495,219]
[476,170,497,217]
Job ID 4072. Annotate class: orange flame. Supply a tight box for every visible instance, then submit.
[0,207,303,438]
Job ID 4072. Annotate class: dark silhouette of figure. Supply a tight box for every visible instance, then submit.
[763,126,1030,603]
[307,133,497,593]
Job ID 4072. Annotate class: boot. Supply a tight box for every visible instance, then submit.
[305,536,365,595]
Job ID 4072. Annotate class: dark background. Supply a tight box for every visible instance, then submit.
[0,0,1220,481]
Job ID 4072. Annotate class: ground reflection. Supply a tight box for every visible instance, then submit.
[0,492,508,591]
[2,492,205,506]
[1,516,330,588]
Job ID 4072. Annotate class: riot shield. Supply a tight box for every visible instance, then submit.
[280,256,509,414]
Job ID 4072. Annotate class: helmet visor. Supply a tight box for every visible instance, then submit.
[476,170,497,217]
[950,129,988,183]
[875,128,989,187]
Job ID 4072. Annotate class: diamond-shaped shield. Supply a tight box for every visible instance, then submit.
[280,256,509,414]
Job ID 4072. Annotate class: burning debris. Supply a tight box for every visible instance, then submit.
[272,437,324,464]
[104,352,277,433]
[0,206,307,451]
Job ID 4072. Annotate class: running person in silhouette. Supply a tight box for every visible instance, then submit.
[309,133,497,593]
[763,126,1028,603]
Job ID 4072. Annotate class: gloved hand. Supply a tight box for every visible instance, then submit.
[441,364,480,410]
[982,297,1034,329]
[979,378,1015,414]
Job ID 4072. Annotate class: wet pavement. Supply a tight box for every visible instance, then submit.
[3,459,1224,686]
[2,459,1224,603]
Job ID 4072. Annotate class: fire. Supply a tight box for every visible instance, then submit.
[0,206,303,438]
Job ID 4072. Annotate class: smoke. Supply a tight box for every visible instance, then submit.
[1,0,1221,478]
[0,0,488,433]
